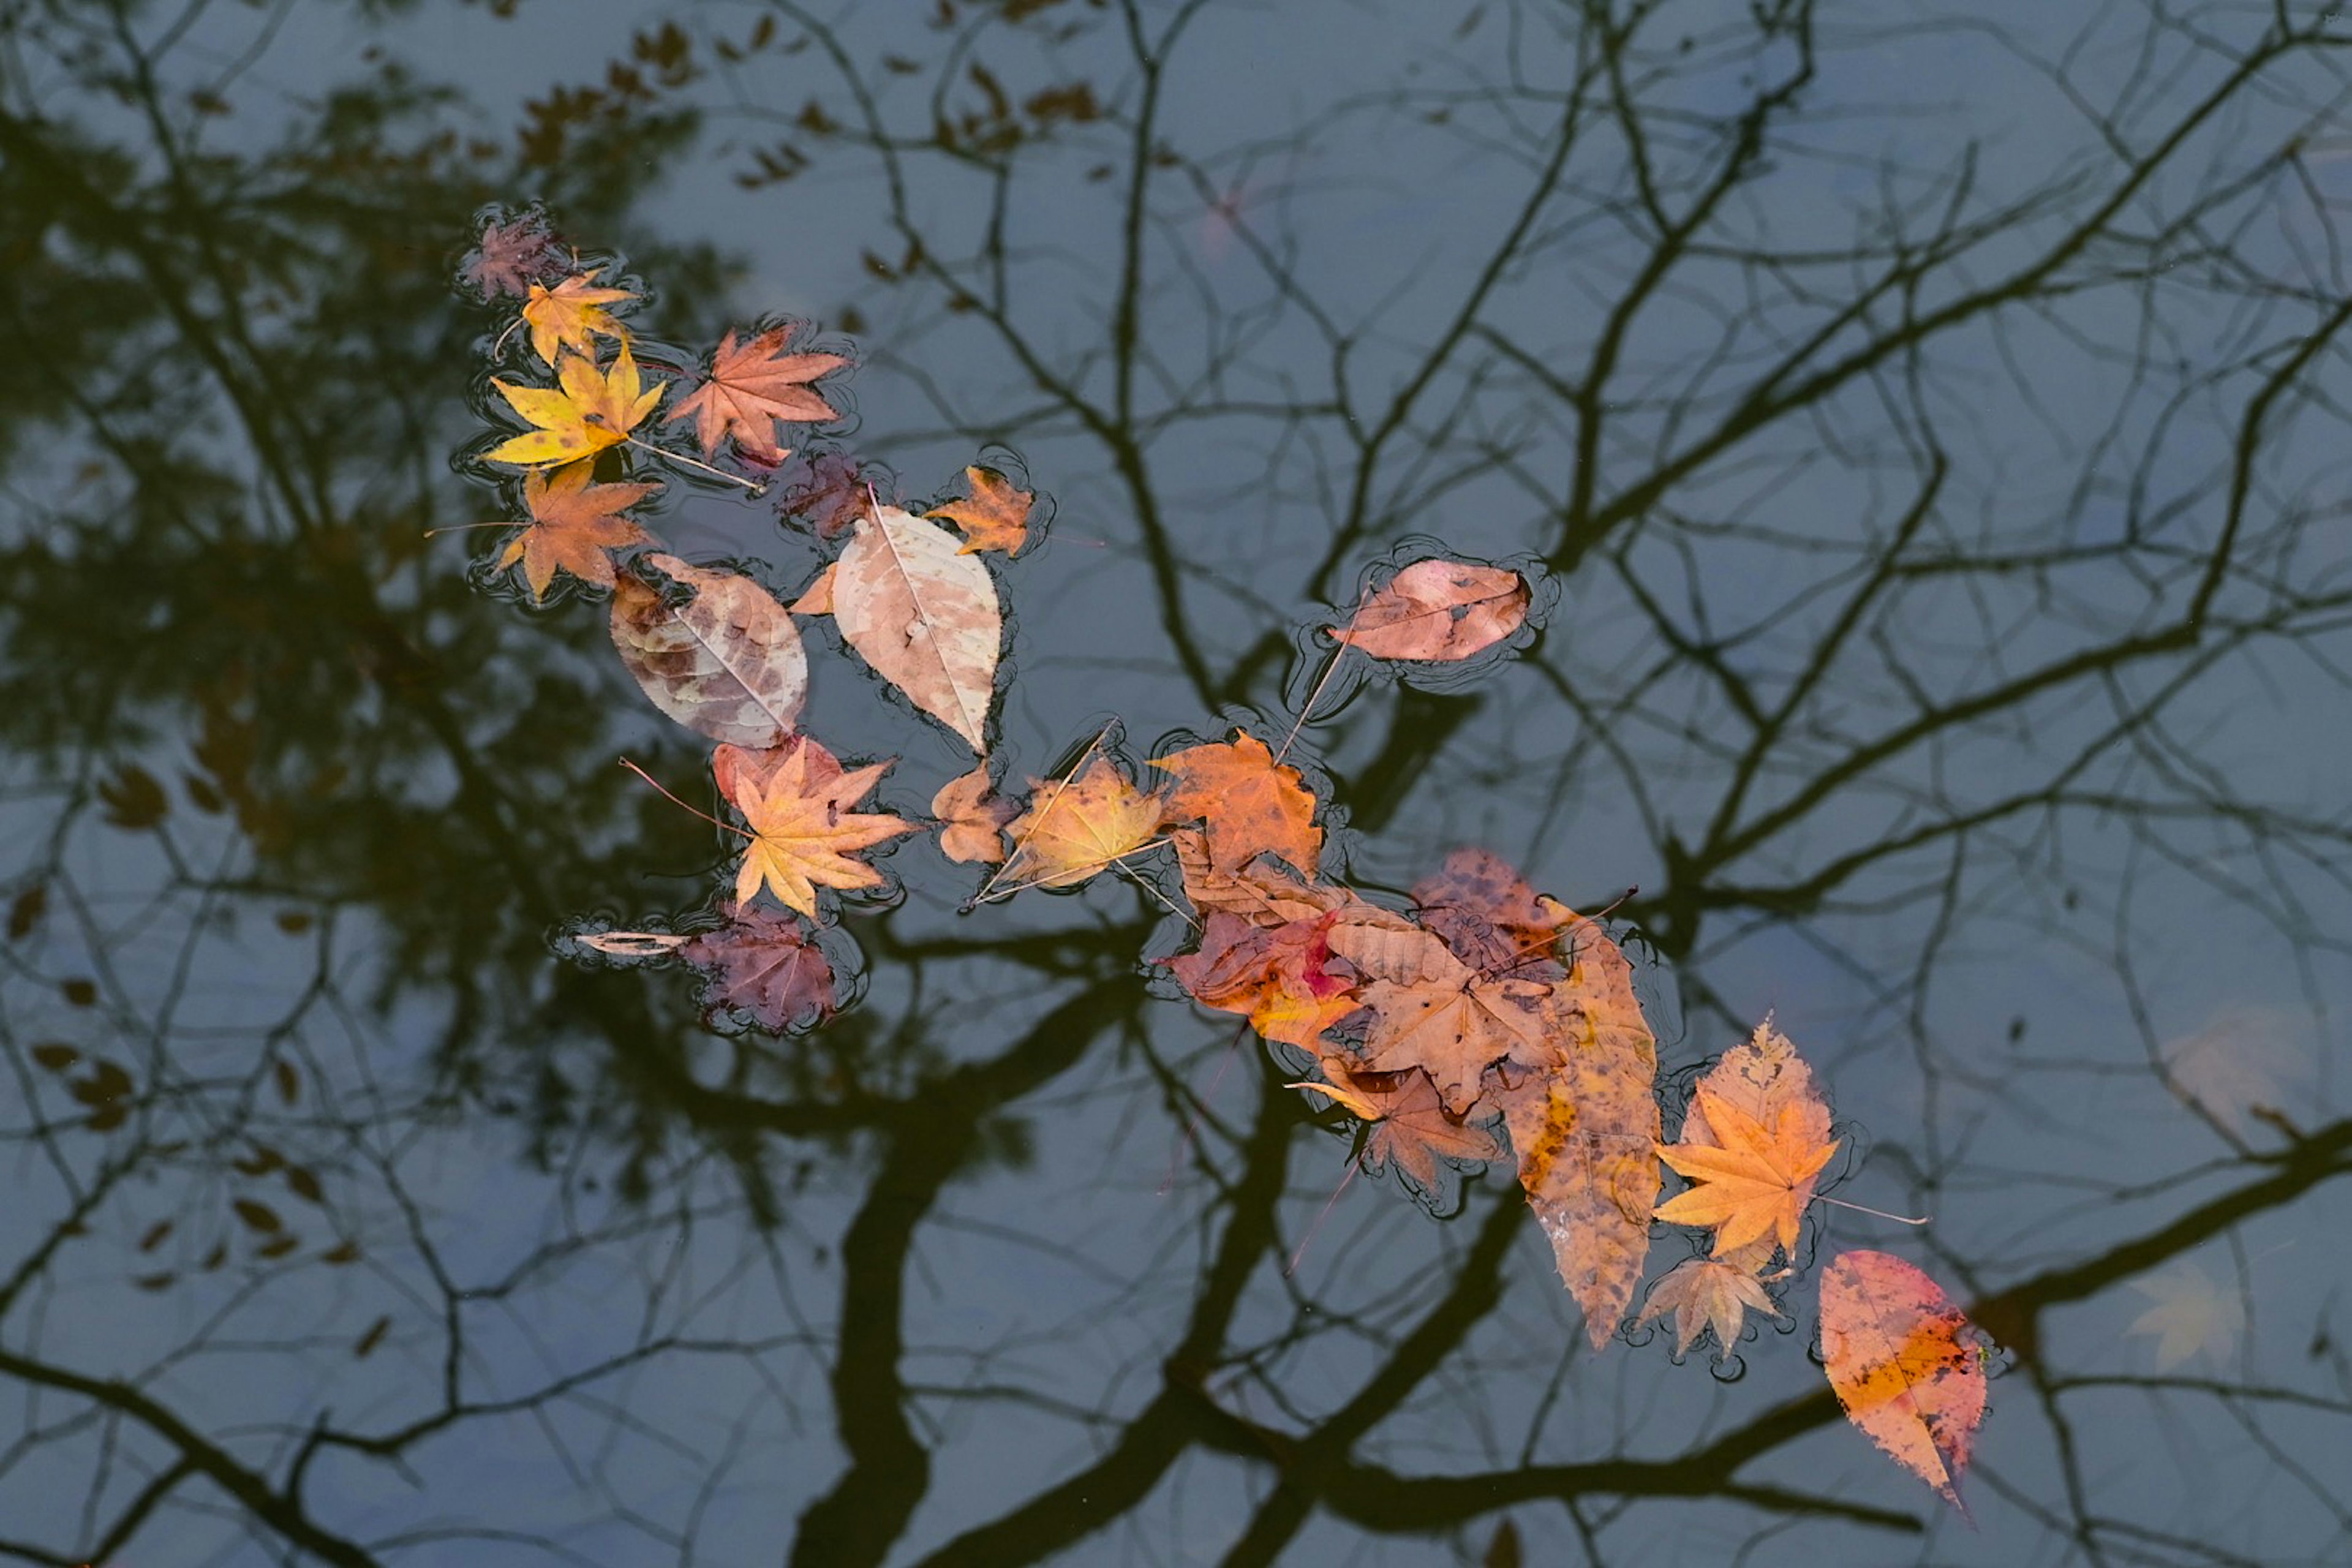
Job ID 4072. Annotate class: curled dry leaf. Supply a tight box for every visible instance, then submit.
[1820,1250,1989,1510]
[1000,756,1163,889]
[1332,559,1531,662]
[1487,912,1660,1349]
[1636,1257,1776,1362]
[927,465,1035,554]
[834,504,1002,751]
[521,270,634,364]
[486,344,663,468]
[666,326,849,461]
[932,766,1017,864]
[715,734,916,916]
[1153,732,1322,875]
[497,464,655,600]
[611,554,809,748]
[576,929,688,958]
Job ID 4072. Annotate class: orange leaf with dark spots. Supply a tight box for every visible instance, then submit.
[1332,559,1530,662]
[1820,1250,1989,1510]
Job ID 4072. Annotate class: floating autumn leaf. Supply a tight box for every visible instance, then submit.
[1411,846,1574,980]
[1167,827,1352,927]
[1820,1250,1989,1510]
[932,766,1017,864]
[833,504,1003,750]
[681,904,837,1032]
[927,465,1035,554]
[1488,911,1660,1348]
[497,463,656,600]
[715,734,916,916]
[1295,1057,1505,1196]
[464,211,565,300]
[1167,909,1364,1047]
[1654,1082,1841,1256]
[666,326,848,461]
[521,270,635,364]
[1332,559,1531,662]
[1636,1256,1777,1362]
[486,345,663,467]
[1324,920,1555,1114]
[1153,732,1322,876]
[610,555,809,748]
[1000,756,1164,889]
[778,448,891,540]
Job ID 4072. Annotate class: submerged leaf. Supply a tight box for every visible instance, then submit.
[682,905,837,1031]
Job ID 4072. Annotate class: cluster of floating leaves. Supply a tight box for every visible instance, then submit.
[452,206,1990,1509]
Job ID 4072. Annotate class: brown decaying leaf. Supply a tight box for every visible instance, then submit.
[1167,827,1347,927]
[932,766,1017,864]
[1332,559,1531,662]
[1324,921,1554,1114]
[1411,846,1573,981]
[832,504,1003,750]
[497,463,656,600]
[1820,1249,1988,1510]
[522,270,634,364]
[681,905,836,1031]
[666,326,848,461]
[1487,913,1660,1349]
[1000,756,1163,889]
[1635,1257,1777,1362]
[1153,732,1321,876]
[1297,1056,1505,1194]
[715,734,916,916]
[610,554,809,748]
[927,465,1035,554]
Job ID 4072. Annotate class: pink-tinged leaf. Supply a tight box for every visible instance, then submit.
[610,555,809,748]
[1820,1250,1989,1511]
[682,906,837,1032]
[1332,559,1531,662]
[833,505,1003,751]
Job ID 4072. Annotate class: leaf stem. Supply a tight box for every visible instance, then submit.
[619,757,754,840]
[1820,1196,1930,1226]
[619,434,764,493]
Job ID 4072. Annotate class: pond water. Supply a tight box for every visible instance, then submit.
[4,2,2350,1564]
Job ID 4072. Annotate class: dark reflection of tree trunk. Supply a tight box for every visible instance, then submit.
[2,0,2349,1564]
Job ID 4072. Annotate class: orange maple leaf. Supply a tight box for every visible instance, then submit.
[496,463,656,600]
[521,270,635,364]
[927,466,1035,554]
[1153,731,1321,875]
[666,326,848,460]
[1323,920,1555,1114]
[715,736,916,916]
[1295,1056,1506,1194]
[486,345,663,467]
[1653,1083,1841,1255]
[1000,755,1164,889]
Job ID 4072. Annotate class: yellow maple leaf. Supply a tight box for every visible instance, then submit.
[1000,756,1164,889]
[719,736,917,916]
[1653,1084,1840,1255]
[486,345,663,468]
[521,270,635,364]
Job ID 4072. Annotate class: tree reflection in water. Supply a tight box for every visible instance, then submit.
[1,1,2348,1563]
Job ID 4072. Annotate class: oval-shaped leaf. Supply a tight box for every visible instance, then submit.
[611,554,809,748]
[1332,559,1531,662]
[1820,1249,1988,1510]
[834,505,1001,751]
